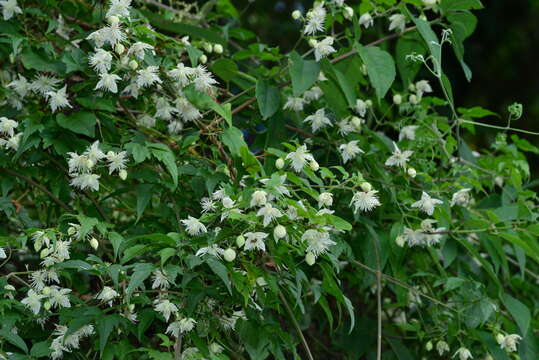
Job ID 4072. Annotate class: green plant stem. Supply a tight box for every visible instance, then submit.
[459,119,539,136]
[278,289,314,360]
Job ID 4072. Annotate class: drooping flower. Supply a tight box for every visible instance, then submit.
[106,0,131,18]
[21,289,44,314]
[399,125,419,141]
[151,269,170,290]
[285,144,315,172]
[181,216,207,236]
[0,117,18,137]
[303,3,326,35]
[318,192,333,208]
[388,13,406,33]
[411,192,443,216]
[105,151,127,174]
[415,80,433,98]
[359,12,373,28]
[450,188,472,207]
[84,141,106,163]
[89,49,113,74]
[136,66,162,88]
[304,108,332,132]
[243,232,268,251]
[453,347,473,360]
[176,97,202,122]
[70,173,100,191]
[192,65,218,93]
[96,286,119,306]
[250,190,268,207]
[0,0,22,20]
[354,99,369,117]
[48,286,72,309]
[257,204,283,227]
[339,140,364,163]
[303,86,323,102]
[436,340,450,356]
[8,75,30,97]
[350,190,381,212]
[500,334,522,353]
[284,96,307,112]
[154,299,178,322]
[313,36,336,61]
[95,73,121,93]
[385,142,413,168]
[127,42,154,60]
[302,229,336,257]
[0,247,6,259]
[168,63,194,87]
[196,244,225,258]
[46,86,72,112]
[336,119,354,136]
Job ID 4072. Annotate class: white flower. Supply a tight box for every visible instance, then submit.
[30,75,61,96]
[286,144,315,172]
[354,99,369,117]
[67,153,92,174]
[436,340,450,356]
[500,334,522,352]
[154,299,178,322]
[313,37,336,61]
[89,49,113,74]
[453,347,473,360]
[399,125,419,141]
[450,188,471,207]
[318,192,333,208]
[21,289,44,314]
[136,66,162,88]
[303,86,323,102]
[46,86,72,112]
[86,28,108,48]
[127,42,153,60]
[415,80,433,98]
[137,114,155,128]
[192,65,218,93]
[196,244,225,258]
[350,190,381,212]
[70,173,100,191]
[304,108,332,132]
[178,318,196,333]
[106,151,127,174]
[257,204,283,227]
[200,197,216,213]
[96,286,119,305]
[388,14,406,33]
[339,140,364,163]
[0,247,6,259]
[0,117,18,137]
[95,73,121,93]
[359,12,373,28]
[106,0,131,18]
[48,286,72,308]
[176,97,202,122]
[403,227,424,247]
[304,3,326,35]
[244,232,268,251]
[1,132,21,151]
[151,269,170,289]
[0,0,22,20]
[411,192,443,216]
[8,75,30,97]
[336,119,354,136]
[250,190,268,207]
[84,141,106,163]
[154,97,177,120]
[420,219,445,246]
[302,229,336,257]
[385,142,413,168]
[181,216,207,236]
[122,79,140,98]
[168,63,194,87]
[284,96,307,112]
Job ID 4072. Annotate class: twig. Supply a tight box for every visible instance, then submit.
[372,238,383,360]
[0,168,73,213]
[173,335,183,359]
[278,289,314,360]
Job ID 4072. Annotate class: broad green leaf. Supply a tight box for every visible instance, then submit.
[211,58,238,82]
[108,232,124,260]
[458,106,498,118]
[289,51,320,96]
[56,260,93,271]
[159,248,176,267]
[148,143,178,189]
[61,48,87,73]
[221,126,247,157]
[96,314,121,355]
[396,34,426,86]
[30,341,52,358]
[256,80,280,120]
[441,0,483,12]
[501,294,530,335]
[186,45,203,67]
[125,142,150,163]
[356,44,396,101]
[184,84,232,126]
[126,263,155,297]
[57,112,97,137]
[76,215,99,238]
[136,184,154,222]
[21,48,64,73]
[404,7,441,71]
[206,257,232,294]
[0,328,28,353]
[76,97,115,112]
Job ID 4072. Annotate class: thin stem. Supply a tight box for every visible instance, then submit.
[372,237,383,360]
[459,119,539,136]
[278,289,314,360]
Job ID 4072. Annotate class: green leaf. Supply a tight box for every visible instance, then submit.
[458,106,498,118]
[206,257,232,294]
[396,34,426,86]
[289,51,320,96]
[404,7,441,70]
[441,0,483,12]
[0,328,28,353]
[30,341,51,358]
[61,48,87,73]
[184,84,232,126]
[221,126,247,157]
[56,111,96,137]
[125,142,150,163]
[76,97,115,112]
[186,45,203,67]
[96,314,121,355]
[21,48,64,73]
[501,294,530,335]
[56,260,93,271]
[126,263,155,297]
[108,232,124,261]
[356,44,396,101]
[136,184,154,222]
[211,58,238,82]
[76,215,99,238]
[159,248,176,267]
[148,143,178,189]
[256,80,280,120]
[333,67,357,107]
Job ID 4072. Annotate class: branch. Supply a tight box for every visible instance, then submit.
[278,289,314,360]
[0,168,73,213]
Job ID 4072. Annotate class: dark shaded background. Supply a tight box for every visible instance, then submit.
[231,0,539,172]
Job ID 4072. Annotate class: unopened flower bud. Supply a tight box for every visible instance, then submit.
[275,158,285,169]
[393,94,402,105]
[107,15,119,25]
[87,159,95,169]
[203,43,213,53]
[361,64,367,75]
[42,286,51,296]
[408,83,416,92]
[9,54,15,63]
[360,182,372,192]
[236,235,245,247]
[115,43,125,55]
[419,14,428,21]
[292,10,302,20]
[120,56,128,66]
[213,44,223,54]
[395,235,406,247]
[409,94,419,105]
[305,252,316,266]
[4,285,15,291]
[90,237,99,250]
[34,239,42,252]
[273,225,287,240]
[426,341,433,351]
[129,60,139,70]
[128,304,135,312]
[43,301,52,311]
[199,54,207,64]
[309,159,319,171]
[223,248,236,262]
[256,277,267,286]
[494,176,504,187]
[68,226,76,236]
[365,99,373,107]
[351,116,363,130]
[308,38,318,48]
[344,6,354,19]
[40,248,49,259]
[407,167,417,178]
[119,169,128,180]
[496,333,505,344]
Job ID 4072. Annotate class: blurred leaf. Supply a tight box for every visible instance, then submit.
[56,111,96,137]
[289,51,320,96]
[256,80,280,120]
[501,294,530,335]
[356,44,395,101]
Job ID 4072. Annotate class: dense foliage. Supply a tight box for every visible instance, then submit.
[0,0,538,359]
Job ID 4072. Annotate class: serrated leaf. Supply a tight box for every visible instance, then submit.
[126,263,155,297]
[148,143,178,189]
[57,111,96,137]
[206,257,231,294]
[136,184,154,222]
[356,44,395,101]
